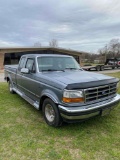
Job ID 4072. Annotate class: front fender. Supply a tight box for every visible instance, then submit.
[41,89,60,104]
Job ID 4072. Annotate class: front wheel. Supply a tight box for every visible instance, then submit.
[42,98,62,127]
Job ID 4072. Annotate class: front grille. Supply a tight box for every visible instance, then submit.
[84,83,117,103]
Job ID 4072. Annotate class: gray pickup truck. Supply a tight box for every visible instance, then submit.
[4,54,120,127]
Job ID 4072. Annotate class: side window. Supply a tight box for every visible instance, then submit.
[25,59,35,72]
[19,57,26,70]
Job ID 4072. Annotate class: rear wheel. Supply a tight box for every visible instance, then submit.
[96,66,100,71]
[42,98,62,127]
[100,66,104,71]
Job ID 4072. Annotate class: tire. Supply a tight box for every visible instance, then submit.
[117,65,120,68]
[100,66,104,71]
[9,81,15,94]
[112,66,115,69]
[96,66,100,71]
[42,98,62,127]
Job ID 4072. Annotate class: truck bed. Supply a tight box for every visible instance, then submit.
[4,65,18,72]
[4,65,18,82]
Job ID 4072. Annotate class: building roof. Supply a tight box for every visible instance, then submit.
[23,54,72,58]
[0,46,89,56]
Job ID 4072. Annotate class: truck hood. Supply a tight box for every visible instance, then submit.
[43,70,112,83]
[42,70,118,89]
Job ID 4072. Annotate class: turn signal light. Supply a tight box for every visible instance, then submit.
[63,97,84,103]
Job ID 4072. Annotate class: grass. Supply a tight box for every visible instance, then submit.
[0,72,120,160]
[82,63,103,67]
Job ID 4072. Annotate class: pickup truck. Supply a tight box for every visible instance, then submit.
[4,54,120,127]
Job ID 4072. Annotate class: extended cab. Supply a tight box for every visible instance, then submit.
[4,54,120,127]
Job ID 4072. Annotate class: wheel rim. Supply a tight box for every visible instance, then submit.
[45,104,55,122]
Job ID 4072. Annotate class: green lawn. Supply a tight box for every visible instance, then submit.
[0,72,120,160]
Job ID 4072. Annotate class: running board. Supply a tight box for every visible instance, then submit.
[13,87,40,110]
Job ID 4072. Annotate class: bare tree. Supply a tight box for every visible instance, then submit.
[98,38,120,59]
[49,39,58,48]
[108,39,120,57]
[34,41,41,47]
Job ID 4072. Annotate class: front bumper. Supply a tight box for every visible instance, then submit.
[58,94,120,122]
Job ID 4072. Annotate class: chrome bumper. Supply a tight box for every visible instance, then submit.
[58,94,120,120]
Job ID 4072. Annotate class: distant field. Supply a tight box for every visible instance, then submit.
[0,72,120,160]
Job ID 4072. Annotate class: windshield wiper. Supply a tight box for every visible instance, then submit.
[65,68,77,70]
[65,68,83,71]
[41,69,65,72]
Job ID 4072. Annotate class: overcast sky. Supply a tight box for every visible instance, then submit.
[0,0,120,53]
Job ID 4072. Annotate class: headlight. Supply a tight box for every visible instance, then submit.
[62,90,84,103]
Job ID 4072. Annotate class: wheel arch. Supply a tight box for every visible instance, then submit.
[6,77,10,82]
[39,91,59,110]
[6,74,12,83]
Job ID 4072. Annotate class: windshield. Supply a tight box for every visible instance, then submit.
[37,56,81,72]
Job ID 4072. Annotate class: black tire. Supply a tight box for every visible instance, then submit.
[42,98,62,127]
[100,66,104,71]
[9,81,15,94]
[96,66,100,71]
[112,66,115,69]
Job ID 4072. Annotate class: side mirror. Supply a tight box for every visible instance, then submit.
[21,68,29,74]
